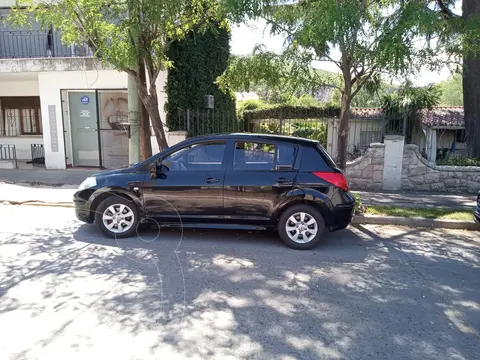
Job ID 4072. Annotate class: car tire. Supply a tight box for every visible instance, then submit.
[278,204,326,250]
[95,196,140,238]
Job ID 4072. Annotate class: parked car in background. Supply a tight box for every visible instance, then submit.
[74,133,355,250]
[474,191,480,223]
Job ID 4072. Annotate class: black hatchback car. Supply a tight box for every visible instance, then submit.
[74,134,355,249]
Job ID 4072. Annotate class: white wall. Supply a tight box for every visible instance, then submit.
[38,70,128,169]
[0,136,43,160]
[437,130,467,150]
[156,71,168,129]
[0,80,40,97]
[0,0,17,6]
[38,69,168,169]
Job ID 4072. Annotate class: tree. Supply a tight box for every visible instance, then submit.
[165,24,236,131]
[438,73,463,106]
[381,82,441,143]
[462,0,480,158]
[430,0,480,157]
[219,0,450,169]
[11,0,221,154]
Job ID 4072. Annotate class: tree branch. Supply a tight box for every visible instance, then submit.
[122,68,138,79]
[351,70,375,98]
[435,0,458,19]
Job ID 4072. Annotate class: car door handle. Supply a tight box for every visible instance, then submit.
[276,177,292,184]
[205,177,219,184]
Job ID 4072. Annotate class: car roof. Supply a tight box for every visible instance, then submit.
[191,133,319,146]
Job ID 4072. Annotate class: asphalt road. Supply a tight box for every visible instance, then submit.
[0,205,479,360]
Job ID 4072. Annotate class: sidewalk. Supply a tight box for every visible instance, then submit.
[0,168,98,186]
[0,183,75,205]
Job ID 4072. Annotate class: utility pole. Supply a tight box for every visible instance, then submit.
[128,74,141,164]
[127,2,140,164]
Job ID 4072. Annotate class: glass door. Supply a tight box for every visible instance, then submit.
[68,91,100,167]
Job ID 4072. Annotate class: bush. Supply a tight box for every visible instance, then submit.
[436,157,480,167]
[242,104,340,121]
[352,192,365,214]
[290,122,327,146]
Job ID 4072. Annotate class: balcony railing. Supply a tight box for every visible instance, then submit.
[0,30,93,59]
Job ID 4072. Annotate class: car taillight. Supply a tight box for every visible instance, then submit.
[312,171,349,191]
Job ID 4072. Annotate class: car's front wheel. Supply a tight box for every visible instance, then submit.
[95,196,140,238]
[278,204,326,250]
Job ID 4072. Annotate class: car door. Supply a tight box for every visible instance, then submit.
[142,140,227,220]
[223,139,299,222]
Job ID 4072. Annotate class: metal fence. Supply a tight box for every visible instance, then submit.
[174,107,476,164]
[175,109,243,137]
[172,108,390,160]
[249,115,386,161]
[0,30,93,59]
[249,118,329,147]
[0,144,17,168]
[30,143,45,168]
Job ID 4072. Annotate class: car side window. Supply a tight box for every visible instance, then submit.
[276,143,297,169]
[163,142,226,171]
[234,142,277,170]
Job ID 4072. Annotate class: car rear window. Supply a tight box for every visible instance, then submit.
[300,144,337,171]
[316,144,337,168]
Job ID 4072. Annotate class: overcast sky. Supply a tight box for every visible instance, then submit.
[230,3,462,86]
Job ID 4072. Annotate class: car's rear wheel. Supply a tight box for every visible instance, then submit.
[278,204,325,250]
[95,196,139,238]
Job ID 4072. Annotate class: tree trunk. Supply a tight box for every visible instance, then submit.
[138,63,153,159]
[463,0,480,158]
[135,70,169,151]
[148,93,168,150]
[337,91,352,170]
[140,101,152,158]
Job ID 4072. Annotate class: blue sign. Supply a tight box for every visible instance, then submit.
[81,95,90,105]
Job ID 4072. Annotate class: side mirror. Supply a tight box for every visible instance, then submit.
[149,163,158,180]
[149,162,169,179]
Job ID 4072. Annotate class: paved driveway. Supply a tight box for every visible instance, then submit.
[0,205,479,360]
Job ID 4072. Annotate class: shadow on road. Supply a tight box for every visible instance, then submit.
[1,218,479,360]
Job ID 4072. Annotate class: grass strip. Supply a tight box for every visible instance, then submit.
[366,205,472,221]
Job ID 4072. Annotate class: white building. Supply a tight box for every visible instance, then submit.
[0,2,168,169]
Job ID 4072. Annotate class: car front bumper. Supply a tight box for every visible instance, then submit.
[73,190,94,223]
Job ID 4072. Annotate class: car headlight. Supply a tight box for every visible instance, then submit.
[78,177,97,190]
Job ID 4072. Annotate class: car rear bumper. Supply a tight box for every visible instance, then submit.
[328,203,355,231]
[74,190,94,223]
[327,191,355,232]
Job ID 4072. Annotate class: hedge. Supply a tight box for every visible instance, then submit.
[165,24,236,131]
[242,105,341,121]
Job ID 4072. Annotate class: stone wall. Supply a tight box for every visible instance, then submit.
[346,143,384,191]
[346,142,480,193]
[402,144,480,193]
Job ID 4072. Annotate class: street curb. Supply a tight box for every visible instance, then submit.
[1,200,74,208]
[352,214,480,230]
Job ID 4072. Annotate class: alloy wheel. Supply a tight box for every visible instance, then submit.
[285,212,318,243]
[102,204,135,234]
